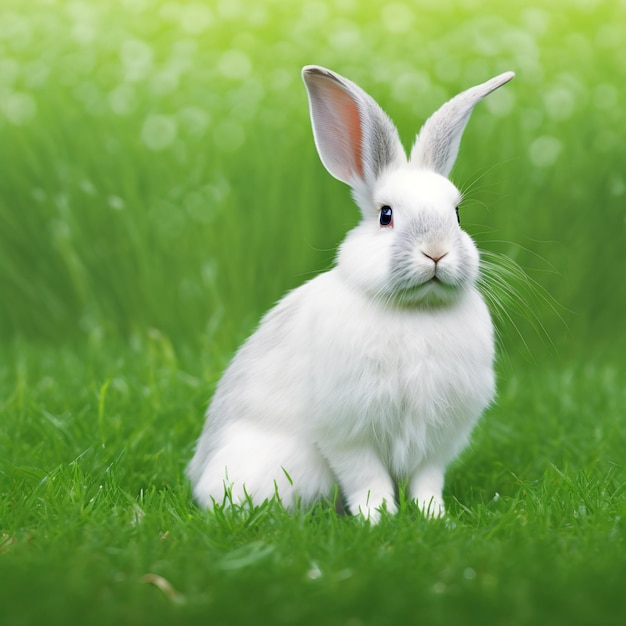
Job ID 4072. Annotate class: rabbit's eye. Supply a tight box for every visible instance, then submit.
[379,205,393,227]
[455,206,460,225]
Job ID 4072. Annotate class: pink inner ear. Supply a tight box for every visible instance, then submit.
[336,92,364,179]
[317,79,364,180]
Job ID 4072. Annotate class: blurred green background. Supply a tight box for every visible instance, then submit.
[1,2,625,625]
[1,0,624,361]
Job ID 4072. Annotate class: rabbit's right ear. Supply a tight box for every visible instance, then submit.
[410,72,515,177]
[302,66,406,191]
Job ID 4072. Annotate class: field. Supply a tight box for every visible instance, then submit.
[1,1,625,625]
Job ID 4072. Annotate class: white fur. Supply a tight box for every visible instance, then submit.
[187,66,514,521]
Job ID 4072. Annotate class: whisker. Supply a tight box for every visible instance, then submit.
[477,249,566,359]
[477,239,563,276]
[457,159,515,199]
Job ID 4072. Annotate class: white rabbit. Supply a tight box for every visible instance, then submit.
[187,65,514,521]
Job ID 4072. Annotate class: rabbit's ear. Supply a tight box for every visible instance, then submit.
[410,72,514,177]
[302,65,405,189]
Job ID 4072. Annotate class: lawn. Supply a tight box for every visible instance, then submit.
[1,1,625,625]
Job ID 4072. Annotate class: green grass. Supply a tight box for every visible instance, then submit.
[1,0,625,624]
[1,342,625,625]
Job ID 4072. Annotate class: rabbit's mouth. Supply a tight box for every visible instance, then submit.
[422,276,457,292]
[393,277,461,307]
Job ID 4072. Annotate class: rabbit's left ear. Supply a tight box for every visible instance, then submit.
[410,72,514,177]
[302,66,406,191]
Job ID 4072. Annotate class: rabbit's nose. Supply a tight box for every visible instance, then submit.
[421,249,448,264]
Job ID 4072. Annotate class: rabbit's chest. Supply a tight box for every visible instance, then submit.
[315,314,464,418]
[310,287,494,468]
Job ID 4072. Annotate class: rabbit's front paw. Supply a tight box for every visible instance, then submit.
[416,495,445,519]
[351,492,397,525]
[410,465,446,519]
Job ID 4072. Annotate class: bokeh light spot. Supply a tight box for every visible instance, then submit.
[179,4,213,34]
[3,92,37,125]
[593,84,619,110]
[141,115,177,151]
[213,119,245,152]
[381,4,415,34]
[109,84,137,116]
[177,106,210,137]
[120,38,154,82]
[529,135,562,168]
[108,196,125,210]
[485,89,515,117]
[218,50,252,80]
[544,87,576,121]
[217,0,242,19]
